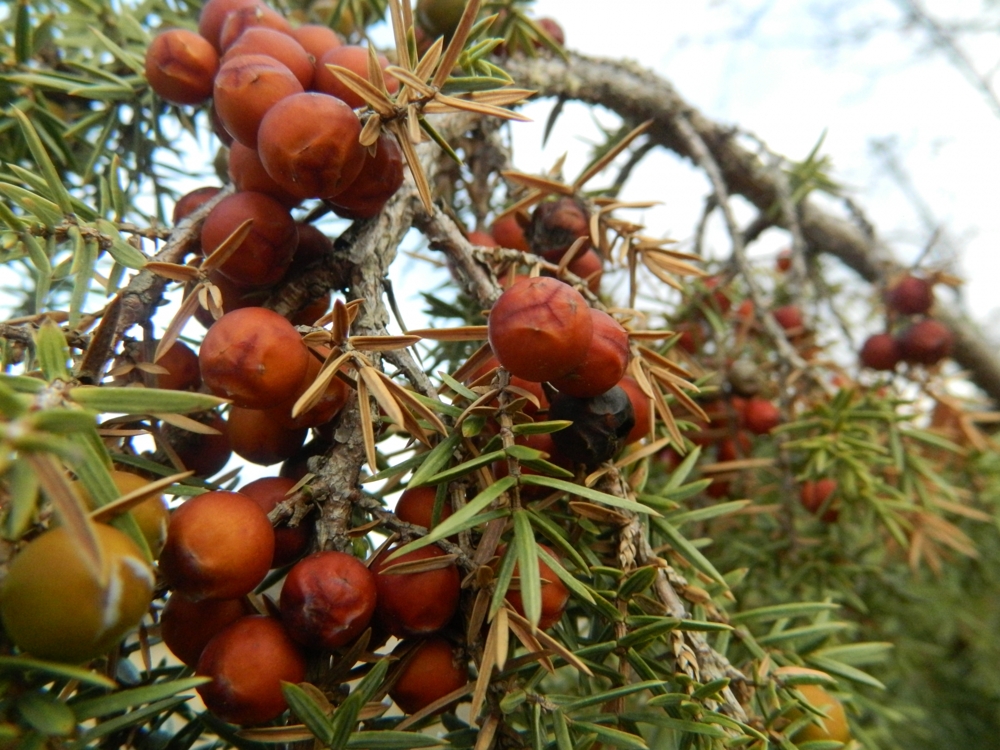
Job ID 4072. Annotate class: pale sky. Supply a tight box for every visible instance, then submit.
[501,0,1000,328]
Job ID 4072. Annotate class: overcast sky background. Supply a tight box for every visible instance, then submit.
[472,0,1000,328]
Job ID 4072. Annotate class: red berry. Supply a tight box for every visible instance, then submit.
[200,307,310,409]
[388,636,467,714]
[800,478,839,522]
[886,274,933,315]
[487,277,593,383]
[160,490,275,601]
[550,309,630,398]
[859,333,901,371]
[896,319,953,365]
[145,28,219,105]
[196,615,306,725]
[372,545,460,637]
[279,551,377,649]
[743,397,781,435]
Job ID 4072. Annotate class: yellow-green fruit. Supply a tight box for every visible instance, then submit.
[416,0,466,38]
[74,470,170,558]
[0,524,154,663]
[791,684,852,743]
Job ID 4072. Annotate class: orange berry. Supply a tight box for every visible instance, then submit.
[389,637,467,714]
[196,615,306,725]
[487,277,593,383]
[145,28,219,105]
[161,594,253,667]
[550,309,630,398]
[199,307,310,409]
[159,490,275,601]
[372,545,460,637]
[257,92,365,200]
[279,551,377,649]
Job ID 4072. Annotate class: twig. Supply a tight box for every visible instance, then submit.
[503,51,1000,403]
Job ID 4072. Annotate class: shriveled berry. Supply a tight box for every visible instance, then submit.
[548,385,635,467]
[279,550,377,649]
[527,196,591,262]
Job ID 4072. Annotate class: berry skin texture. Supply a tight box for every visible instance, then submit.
[222,27,313,88]
[227,142,301,208]
[173,185,221,225]
[886,274,934,315]
[145,29,219,105]
[279,550,377,650]
[0,524,154,663]
[161,595,253,667]
[199,307,310,409]
[196,615,306,726]
[257,93,365,201]
[550,309,630,398]
[325,132,404,219]
[198,0,265,51]
[487,276,594,383]
[212,55,304,149]
[743,397,781,435]
[896,318,953,365]
[389,637,467,715]
[200,191,298,287]
[859,333,901,371]
[372,545,461,638]
[290,24,343,61]
[313,46,399,110]
[159,490,275,602]
[226,406,307,466]
[490,214,530,252]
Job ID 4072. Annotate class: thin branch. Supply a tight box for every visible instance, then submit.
[503,51,1000,403]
